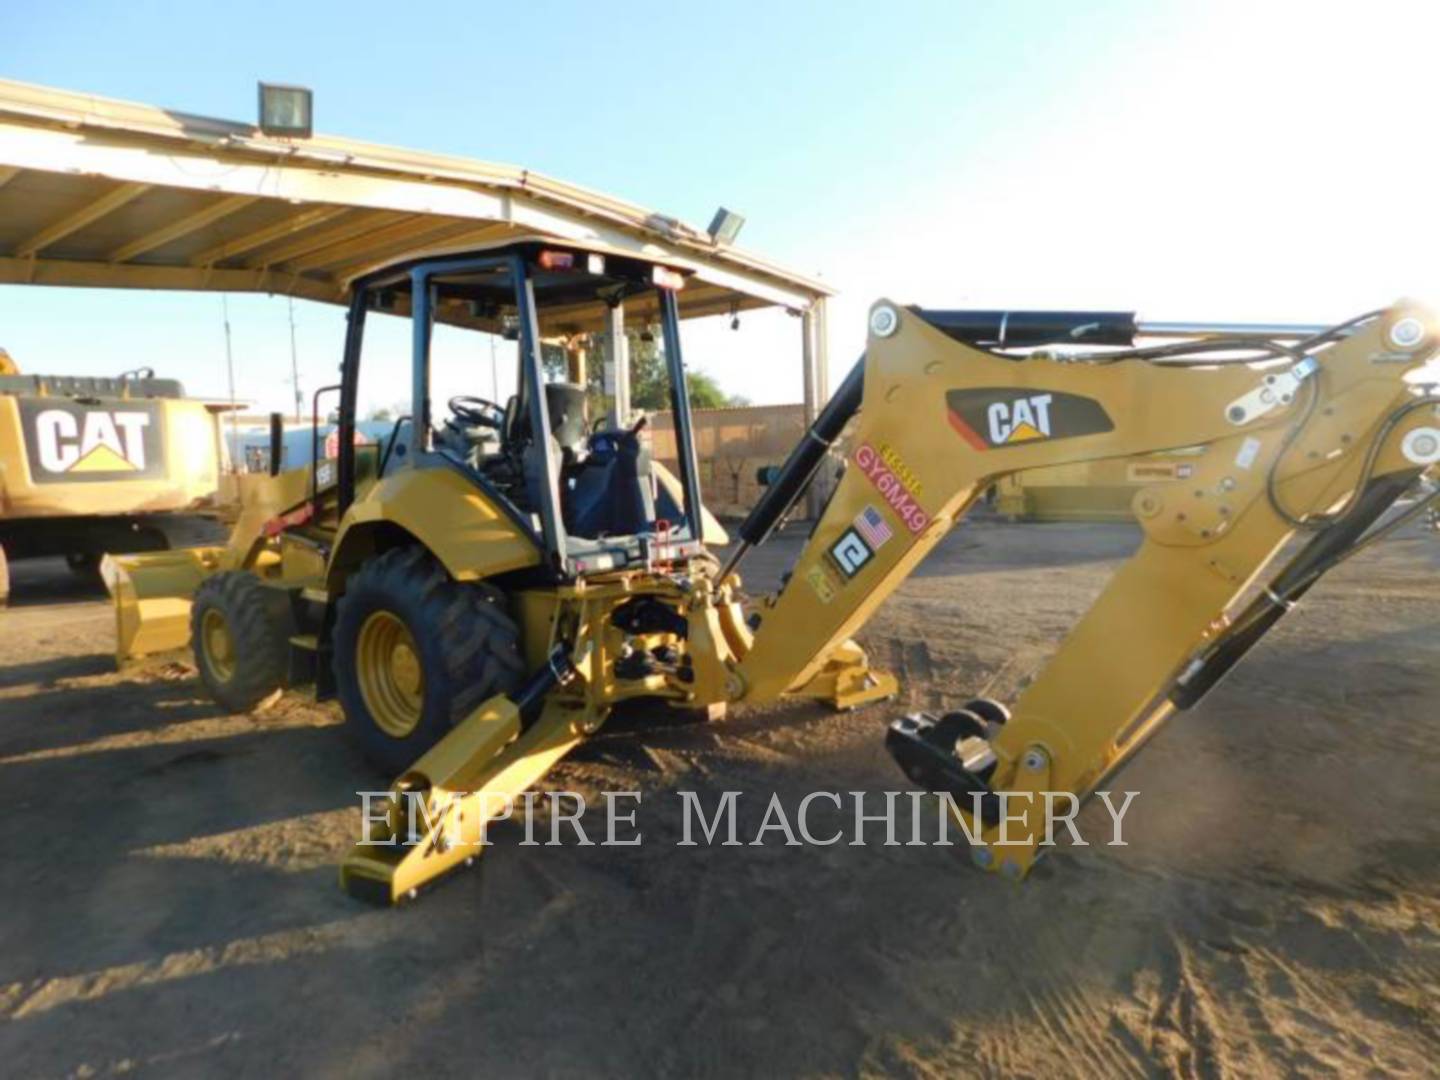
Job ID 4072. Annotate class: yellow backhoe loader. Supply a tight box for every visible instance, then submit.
[107,239,1440,902]
[0,348,230,606]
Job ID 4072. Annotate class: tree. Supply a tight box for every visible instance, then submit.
[628,341,731,410]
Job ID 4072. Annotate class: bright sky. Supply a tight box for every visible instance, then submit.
[4,0,1438,416]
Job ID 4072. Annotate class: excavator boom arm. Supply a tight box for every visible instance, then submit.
[733,300,1439,873]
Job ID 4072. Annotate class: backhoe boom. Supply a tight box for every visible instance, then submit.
[729,300,1439,875]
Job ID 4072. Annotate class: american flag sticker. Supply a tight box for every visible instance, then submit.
[854,505,893,550]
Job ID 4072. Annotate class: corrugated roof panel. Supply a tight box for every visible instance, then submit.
[135,197,303,265]
[43,186,218,260]
[0,170,106,251]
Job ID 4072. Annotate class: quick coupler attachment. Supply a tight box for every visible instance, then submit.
[885,711,1004,825]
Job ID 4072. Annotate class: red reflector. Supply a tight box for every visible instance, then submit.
[538,250,575,270]
[652,266,685,291]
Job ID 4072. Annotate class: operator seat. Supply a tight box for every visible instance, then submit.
[565,424,656,539]
[520,382,589,511]
[518,382,658,540]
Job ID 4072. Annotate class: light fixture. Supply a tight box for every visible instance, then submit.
[258,82,313,139]
[707,207,745,246]
[652,266,686,291]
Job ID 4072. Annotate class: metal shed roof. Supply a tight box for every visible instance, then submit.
[0,79,831,328]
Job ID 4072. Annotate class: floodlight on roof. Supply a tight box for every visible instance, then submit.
[257,82,313,139]
[707,207,745,246]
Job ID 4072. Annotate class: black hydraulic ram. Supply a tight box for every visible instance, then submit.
[916,309,1138,349]
[918,309,1338,349]
[1170,471,1420,709]
[719,358,866,581]
[514,644,578,728]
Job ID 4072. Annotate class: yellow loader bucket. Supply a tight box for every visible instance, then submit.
[102,547,224,665]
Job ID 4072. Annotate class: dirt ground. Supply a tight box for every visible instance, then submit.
[1,519,1437,1078]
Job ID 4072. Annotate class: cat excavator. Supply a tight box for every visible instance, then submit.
[106,237,1440,902]
[0,347,230,608]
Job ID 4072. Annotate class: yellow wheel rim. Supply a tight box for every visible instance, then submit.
[356,610,424,738]
[200,608,236,683]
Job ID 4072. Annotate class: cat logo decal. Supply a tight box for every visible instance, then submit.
[946,388,1114,450]
[20,400,166,483]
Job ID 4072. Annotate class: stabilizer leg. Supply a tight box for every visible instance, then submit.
[340,696,595,903]
[340,648,595,904]
[787,639,899,710]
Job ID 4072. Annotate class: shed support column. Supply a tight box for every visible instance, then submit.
[605,302,630,427]
[814,297,830,411]
[801,300,832,518]
[567,340,587,387]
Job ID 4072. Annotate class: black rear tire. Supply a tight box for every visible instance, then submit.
[191,572,292,712]
[333,547,524,776]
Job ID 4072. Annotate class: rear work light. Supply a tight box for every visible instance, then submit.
[652,266,686,291]
[537,250,576,270]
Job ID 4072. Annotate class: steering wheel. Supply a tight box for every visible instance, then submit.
[447,395,506,430]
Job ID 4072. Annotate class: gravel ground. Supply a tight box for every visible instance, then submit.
[0,519,1437,1078]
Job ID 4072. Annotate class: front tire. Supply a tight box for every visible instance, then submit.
[333,547,524,775]
[191,572,292,712]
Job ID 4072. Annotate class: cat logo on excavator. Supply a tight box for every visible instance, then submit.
[946,388,1115,450]
[20,399,164,482]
